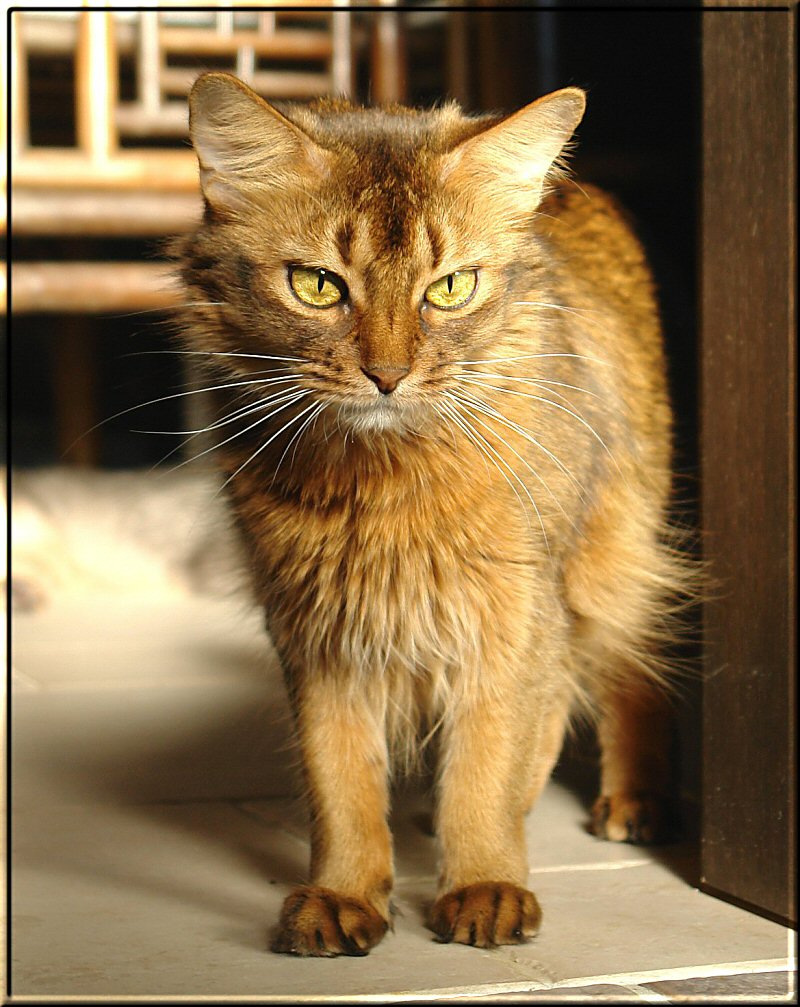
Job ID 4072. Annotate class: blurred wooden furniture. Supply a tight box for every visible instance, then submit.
[8,4,362,314]
[7,3,407,464]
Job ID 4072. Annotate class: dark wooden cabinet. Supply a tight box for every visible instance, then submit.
[700,8,796,928]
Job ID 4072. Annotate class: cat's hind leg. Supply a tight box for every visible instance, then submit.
[589,674,679,844]
[563,475,687,846]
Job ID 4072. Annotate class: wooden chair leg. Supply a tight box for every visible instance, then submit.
[53,316,98,467]
[370,1,407,104]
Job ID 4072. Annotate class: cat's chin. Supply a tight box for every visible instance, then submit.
[338,403,402,435]
[336,399,422,437]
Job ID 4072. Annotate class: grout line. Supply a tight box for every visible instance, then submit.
[394,859,652,884]
[536,958,795,991]
[232,800,309,845]
[620,984,675,1003]
[9,668,44,692]
[529,859,651,874]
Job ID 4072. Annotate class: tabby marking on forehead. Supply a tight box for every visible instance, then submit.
[335,221,354,267]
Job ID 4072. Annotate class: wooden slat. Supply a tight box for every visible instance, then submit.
[115,102,190,137]
[137,11,161,116]
[18,15,138,56]
[160,67,331,99]
[157,27,332,59]
[701,9,796,927]
[53,318,99,466]
[10,10,29,157]
[330,3,352,98]
[11,189,202,236]
[75,10,117,161]
[12,149,199,190]
[9,261,182,314]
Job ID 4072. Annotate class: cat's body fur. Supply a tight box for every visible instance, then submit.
[172,74,693,955]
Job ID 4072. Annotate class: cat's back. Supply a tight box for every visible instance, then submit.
[540,182,660,332]
[538,181,670,453]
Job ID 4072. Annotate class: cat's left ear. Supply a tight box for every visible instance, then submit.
[443,88,586,216]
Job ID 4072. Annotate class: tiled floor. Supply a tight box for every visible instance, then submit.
[9,595,797,1002]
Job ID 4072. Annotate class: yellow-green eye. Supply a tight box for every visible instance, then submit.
[424,269,478,309]
[289,266,347,308]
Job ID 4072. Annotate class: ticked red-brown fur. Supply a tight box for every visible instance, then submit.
[172,73,694,955]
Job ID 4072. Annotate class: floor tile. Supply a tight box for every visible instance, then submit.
[11,785,794,1001]
[642,968,796,1000]
[488,866,792,987]
[441,987,652,1002]
[12,595,272,691]
[11,800,530,999]
[12,681,297,807]
[244,778,658,891]
[10,595,795,1002]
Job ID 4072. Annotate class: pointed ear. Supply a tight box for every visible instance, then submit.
[442,88,586,220]
[188,72,328,212]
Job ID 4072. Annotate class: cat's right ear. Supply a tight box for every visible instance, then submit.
[188,72,328,213]
[442,88,586,220]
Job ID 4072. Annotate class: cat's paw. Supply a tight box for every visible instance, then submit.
[590,791,678,844]
[271,885,389,957]
[427,882,541,949]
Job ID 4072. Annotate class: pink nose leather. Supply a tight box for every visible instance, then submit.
[361,365,409,395]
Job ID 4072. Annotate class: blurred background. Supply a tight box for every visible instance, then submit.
[7,1,701,482]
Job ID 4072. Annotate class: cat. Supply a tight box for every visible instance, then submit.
[170,71,695,957]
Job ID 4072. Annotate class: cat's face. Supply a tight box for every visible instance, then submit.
[180,74,584,436]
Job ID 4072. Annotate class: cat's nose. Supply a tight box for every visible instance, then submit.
[361,365,410,395]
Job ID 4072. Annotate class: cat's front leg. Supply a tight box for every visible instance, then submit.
[427,676,566,949]
[271,673,393,957]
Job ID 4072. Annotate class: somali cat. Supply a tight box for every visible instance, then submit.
[171,72,694,956]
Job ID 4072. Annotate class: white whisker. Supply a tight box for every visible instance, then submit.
[452,383,591,501]
[107,301,225,319]
[459,372,601,399]
[440,399,505,490]
[164,391,309,477]
[133,378,304,435]
[271,401,327,488]
[441,398,545,549]
[458,376,620,475]
[170,350,306,363]
[448,390,584,533]
[432,402,460,455]
[513,299,602,322]
[443,393,550,551]
[219,398,320,494]
[149,385,304,470]
[457,352,611,367]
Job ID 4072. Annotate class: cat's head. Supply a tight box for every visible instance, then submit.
[179,72,584,436]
